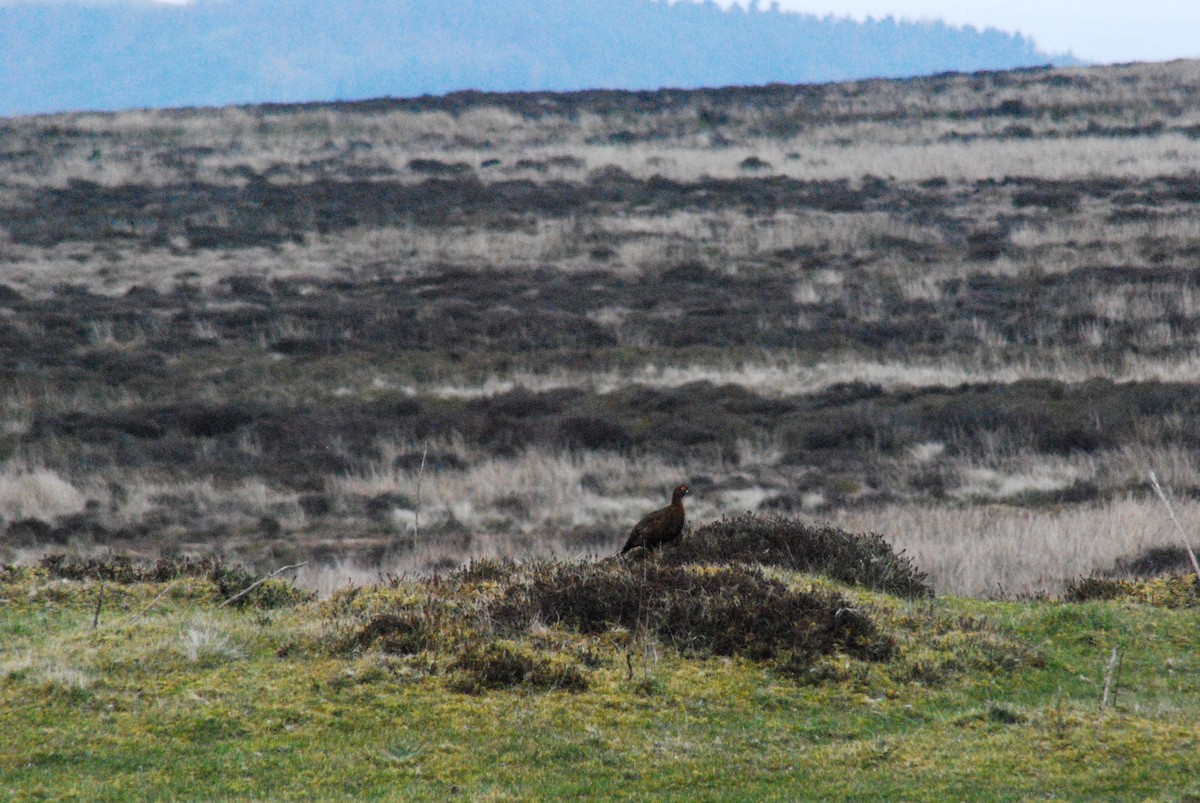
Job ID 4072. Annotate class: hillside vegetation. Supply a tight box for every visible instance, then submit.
[5,61,1200,595]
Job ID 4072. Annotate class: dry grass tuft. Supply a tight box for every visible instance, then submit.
[834,495,1200,598]
[180,615,243,664]
[0,466,89,521]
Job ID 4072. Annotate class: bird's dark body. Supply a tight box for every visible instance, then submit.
[620,485,689,554]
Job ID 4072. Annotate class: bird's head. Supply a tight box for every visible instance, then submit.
[673,484,690,502]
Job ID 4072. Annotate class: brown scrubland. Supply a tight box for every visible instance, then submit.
[4,60,1200,595]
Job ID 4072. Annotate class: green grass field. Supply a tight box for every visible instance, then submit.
[3,557,1198,801]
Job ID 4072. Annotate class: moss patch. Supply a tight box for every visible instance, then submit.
[1064,572,1200,607]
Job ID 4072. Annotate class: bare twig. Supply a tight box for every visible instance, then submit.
[218,562,308,609]
[1096,645,1122,736]
[91,584,103,629]
[1052,685,1066,740]
[1148,471,1200,586]
[124,580,181,625]
[413,445,428,541]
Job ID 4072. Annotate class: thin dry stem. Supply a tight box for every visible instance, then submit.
[413,445,428,541]
[1096,645,1122,736]
[123,580,180,626]
[1148,471,1200,585]
[217,562,308,609]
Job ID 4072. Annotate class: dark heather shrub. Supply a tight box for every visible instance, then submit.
[675,512,932,599]
[1109,545,1200,577]
[489,561,895,663]
[37,554,312,608]
[447,641,589,693]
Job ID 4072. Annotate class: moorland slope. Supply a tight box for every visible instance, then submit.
[3,61,1200,596]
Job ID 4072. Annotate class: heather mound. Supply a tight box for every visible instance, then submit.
[672,512,932,599]
[331,558,895,693]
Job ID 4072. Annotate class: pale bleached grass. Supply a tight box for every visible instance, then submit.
[0,652,95,691]
[1013,214,1200,256]
[573,131,1200,184]
[40,665,97,691]
[315,441,1200,597]
[111,476,304,533]
[387,351,1200,400]
[951,464,1087,501]
[9,439,1197,602]
[351,128,1200,187]
[891,443,1200,508]
[7,61,1200,194]
[0,461,304,554]
[831,494,1199,598]
[0,464,89,521]
[180,615,242,664]
[332,442,701,534]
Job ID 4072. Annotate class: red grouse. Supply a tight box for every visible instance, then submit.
[620,484,690,555]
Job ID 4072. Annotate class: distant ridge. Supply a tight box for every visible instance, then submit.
[1,0,1073,116]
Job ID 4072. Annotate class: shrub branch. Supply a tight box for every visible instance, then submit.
[218,562,309,608]
[1148,471,1200,586]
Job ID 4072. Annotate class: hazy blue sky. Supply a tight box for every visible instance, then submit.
[7,0,1199,66]
[766,1,1200,64]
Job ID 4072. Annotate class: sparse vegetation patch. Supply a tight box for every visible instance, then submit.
[37,553,313,609]
[1064,572,1200,607]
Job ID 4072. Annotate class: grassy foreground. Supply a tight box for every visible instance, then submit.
[2,558,1199,801]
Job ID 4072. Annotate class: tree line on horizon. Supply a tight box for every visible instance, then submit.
[1,0,1069,116]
